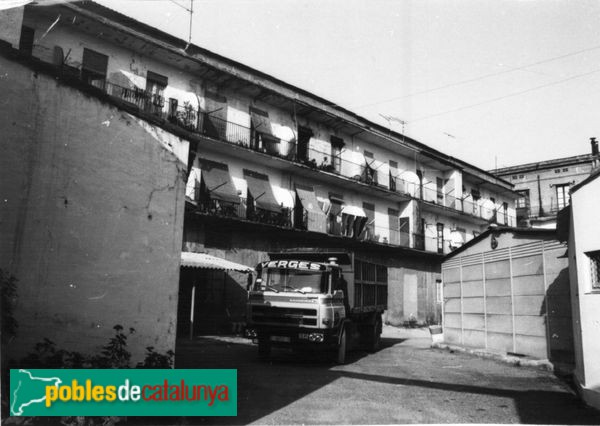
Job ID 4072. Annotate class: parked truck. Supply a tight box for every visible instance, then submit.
[246,251,388,363]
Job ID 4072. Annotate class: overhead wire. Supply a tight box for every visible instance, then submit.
[351,43,600,110]
[408,67,600,123]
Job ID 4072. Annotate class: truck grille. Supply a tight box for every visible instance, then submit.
[251,306,317,326]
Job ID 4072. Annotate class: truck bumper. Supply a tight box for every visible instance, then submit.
[249,325,339,350]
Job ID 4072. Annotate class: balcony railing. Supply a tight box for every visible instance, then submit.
[195,196,291,228]
[518,201,568,220]
[190,189,458,254]
[91,79,514,226]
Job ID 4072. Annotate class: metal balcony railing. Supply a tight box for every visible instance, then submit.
[191,191,455,254]
[195,196,291,228]
[519,201,568,219]
[96,79,514,226]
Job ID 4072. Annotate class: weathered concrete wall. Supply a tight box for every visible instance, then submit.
[182,219,441,330]
[442,232,573,362]
[0,57,189,362]
[0,7,24,49]
[569,175,600,409]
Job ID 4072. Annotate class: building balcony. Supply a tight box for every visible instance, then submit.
[73,77,512,227]
[194,197,292,228]
[188,191,455,255]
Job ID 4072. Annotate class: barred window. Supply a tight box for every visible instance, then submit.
[588,251,600,290]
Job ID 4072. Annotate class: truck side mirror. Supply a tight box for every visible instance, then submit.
[333,289,344,299]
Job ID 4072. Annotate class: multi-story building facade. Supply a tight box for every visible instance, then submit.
[1,1,517,356]
[495,139,600,229]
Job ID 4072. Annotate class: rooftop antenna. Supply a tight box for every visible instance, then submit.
[169,0,194,49]
[379,114,406,140]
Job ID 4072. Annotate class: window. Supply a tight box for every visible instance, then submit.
[297,126,313,162]
[330,136,344,173]
[554,169,561,174]
[436,279,443,304]
[145,71,168,114]
[556,183,570,210]
[519,174,524,179]
[562,168,569,172]
[588,251,600,290]
[81,48,109,90]
[327,193,344,236]
[168,98,178,119]
[436,223,444,254]
[389,160,398,192]
[362,202,376,241]
[436,177,443,204]
[512,175,518,180]
[502,202,508,224]
[19,26,35,56]
[363,151,377,184]
[516,189,530,209]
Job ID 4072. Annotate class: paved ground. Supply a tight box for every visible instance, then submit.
[172,325,600,425]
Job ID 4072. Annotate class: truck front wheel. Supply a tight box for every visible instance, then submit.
[258,338,271,360]
[335,327,347,364]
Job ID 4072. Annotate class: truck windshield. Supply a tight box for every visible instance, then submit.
[262,269,328,294]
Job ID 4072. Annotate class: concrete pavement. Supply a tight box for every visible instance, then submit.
[171,325,600,424]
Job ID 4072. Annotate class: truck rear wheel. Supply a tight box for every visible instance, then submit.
[335,328,347,364]
[367,316,382,353]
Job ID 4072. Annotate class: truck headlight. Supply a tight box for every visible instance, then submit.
[244,328,257,339]
[308,333,324,343]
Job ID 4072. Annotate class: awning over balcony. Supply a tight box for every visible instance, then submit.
[296,186,326,216]
[296,185,327,233]
[181,252,253,272]
[198,158,239,204]
[244,169,281,213]
[340,205,367,217]
[250,108,276,138]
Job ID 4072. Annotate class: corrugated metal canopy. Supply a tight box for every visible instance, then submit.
[181,252,253,272]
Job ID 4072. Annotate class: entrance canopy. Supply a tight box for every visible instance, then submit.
[181,252,253,272]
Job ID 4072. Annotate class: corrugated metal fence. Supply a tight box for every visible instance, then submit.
[442,240,573,361]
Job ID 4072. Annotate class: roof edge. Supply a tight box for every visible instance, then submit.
[443,226,558,260]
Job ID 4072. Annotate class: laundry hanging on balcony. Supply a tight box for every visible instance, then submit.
[243,169,282,213]
[340,204,368,238]
[295,185,327,233]
[198,158,240,204]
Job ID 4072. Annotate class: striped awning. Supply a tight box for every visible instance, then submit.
[180,252,253,272]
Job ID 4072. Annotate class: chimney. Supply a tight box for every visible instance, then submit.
[591,137,599,156]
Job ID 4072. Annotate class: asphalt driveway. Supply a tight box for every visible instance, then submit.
[174,325,600,424]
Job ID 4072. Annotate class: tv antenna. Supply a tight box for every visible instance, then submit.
[379,114,406,138]
[169,0,194,48]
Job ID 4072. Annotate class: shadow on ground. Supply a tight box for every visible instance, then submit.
[163,335,600,425]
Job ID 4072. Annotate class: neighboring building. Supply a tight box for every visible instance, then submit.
[494,139,600,229]
[564,168,600,410]
[441,227,573,364]
[0,1,518,358]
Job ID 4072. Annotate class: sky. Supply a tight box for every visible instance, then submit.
[86,0,600,171]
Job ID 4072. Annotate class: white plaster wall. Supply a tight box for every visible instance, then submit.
[22,8,515,255]
[24,14,200,110]
[570,176,600,408]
